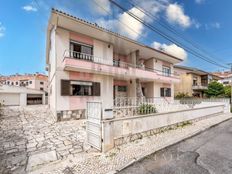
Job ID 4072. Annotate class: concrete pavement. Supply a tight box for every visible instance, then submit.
[119,118,232,174]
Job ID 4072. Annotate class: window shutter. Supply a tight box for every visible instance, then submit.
[92,82,100,96]
[61,80,70,96]
[160,88,164,97]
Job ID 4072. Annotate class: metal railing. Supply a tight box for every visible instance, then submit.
[63,50,179,78]
[112,97,229,118]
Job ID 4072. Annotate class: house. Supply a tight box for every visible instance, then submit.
[46,9,184,121]
[0,85,46,106]
[174,65,221,97]
[212,71,232,85]
[0,73,48,92]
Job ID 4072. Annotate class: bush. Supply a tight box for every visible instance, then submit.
[138,104,157,115]
[175,92,191,99]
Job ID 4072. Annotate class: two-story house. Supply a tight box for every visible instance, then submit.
[46,9,184,120]
[174,65,221,97]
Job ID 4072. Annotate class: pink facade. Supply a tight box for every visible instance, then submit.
[70,32,93,45]
[63,58,180,83]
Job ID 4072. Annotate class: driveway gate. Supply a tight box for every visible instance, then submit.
[86,102,102,150]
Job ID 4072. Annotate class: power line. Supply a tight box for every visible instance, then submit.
[109,0,229,69]
[126,0,228,66]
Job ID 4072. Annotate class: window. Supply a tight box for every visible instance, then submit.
[40,81,44,85]
[16,82,18,85]
[26,81,28,86]
[61,80,100,96]
[70,41,93,60]
[162,66,171,76]
[40,88,44,91]
[193,77,198,86]
[160,88,171,97]
[7,81,10,85]
[118,86,127,92]
[29,81,32,84]
[223,81,229,85]
[11,82,14,85]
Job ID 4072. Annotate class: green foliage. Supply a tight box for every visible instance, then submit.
[175,92,191,99]
[224,85,231,98]
[138,104,157,115]
[205,81,225,97]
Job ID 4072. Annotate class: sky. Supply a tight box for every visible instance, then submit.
[0,0,232,75]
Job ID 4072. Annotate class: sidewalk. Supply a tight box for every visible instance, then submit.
[30,113,232,174]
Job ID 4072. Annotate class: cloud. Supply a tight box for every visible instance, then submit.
[205,22,221,30]
[93,0,111,16]
[96,0,166,40]
[166,3,191,28]
[22,5,37,12]
[195,0,205,4]
[151,41,187,60]
[0,22,5,38]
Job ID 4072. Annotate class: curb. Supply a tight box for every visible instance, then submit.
[108,115,232,174]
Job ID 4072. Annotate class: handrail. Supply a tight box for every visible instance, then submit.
[63,50,179,78]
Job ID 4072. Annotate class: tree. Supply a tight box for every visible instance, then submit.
[224,85,231,98]
[205,81,225,97]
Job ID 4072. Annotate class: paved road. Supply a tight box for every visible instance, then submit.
[119,118,232,174]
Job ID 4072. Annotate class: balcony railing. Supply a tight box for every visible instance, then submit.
[63,50,179,78]
[192,84,208,90]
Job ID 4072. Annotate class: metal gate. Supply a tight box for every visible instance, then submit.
[86,102,102,151]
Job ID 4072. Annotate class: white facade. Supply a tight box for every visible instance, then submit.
[0,85,45,106]
[46,9,184,120]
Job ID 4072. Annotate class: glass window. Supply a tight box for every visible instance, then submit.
[160,88,171,97]
[40,81,44,85]
[162,66,171,76]
[70,41,93,60]
[30,81,32,84]
[71,81,93,96]
[40,88,44,91]
[118,86,127,92]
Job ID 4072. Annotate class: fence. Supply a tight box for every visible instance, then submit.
[113,97,230,118]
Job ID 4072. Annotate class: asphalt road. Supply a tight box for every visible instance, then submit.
[119,118,232,174]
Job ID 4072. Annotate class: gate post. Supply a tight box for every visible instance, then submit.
[102,120,114,152]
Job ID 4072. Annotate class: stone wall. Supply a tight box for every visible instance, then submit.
[57,109,85,121]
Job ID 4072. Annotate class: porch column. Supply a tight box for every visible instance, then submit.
[127,79,137,98]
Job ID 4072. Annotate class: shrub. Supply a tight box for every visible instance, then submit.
[175,92,191,99]
[138,104,157,115]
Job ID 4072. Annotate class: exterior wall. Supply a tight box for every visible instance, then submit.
[48,27,57,115]
[49,27,114,120]
[102,104,225,152]
[174,68,193,96]
[93,40,113,65]
[48,26,179,120]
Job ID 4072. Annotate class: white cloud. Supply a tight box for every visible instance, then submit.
[22,5,37,12]
[195,0,205,4]
[93,0,111,16]
[205,22,221,30]
[151,41,187,60]
[96,0,166,40]
[166,3,191,28]
[0,22,5,38]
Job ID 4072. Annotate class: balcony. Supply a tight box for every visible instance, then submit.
[62,50,180,83]
[192,84,208,90]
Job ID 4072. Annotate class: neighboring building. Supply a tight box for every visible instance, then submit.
[212,71,232,85]
[0,73,48,92]
[0,85,45,106]
[46,9,184,120]
[174,65,221,97]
